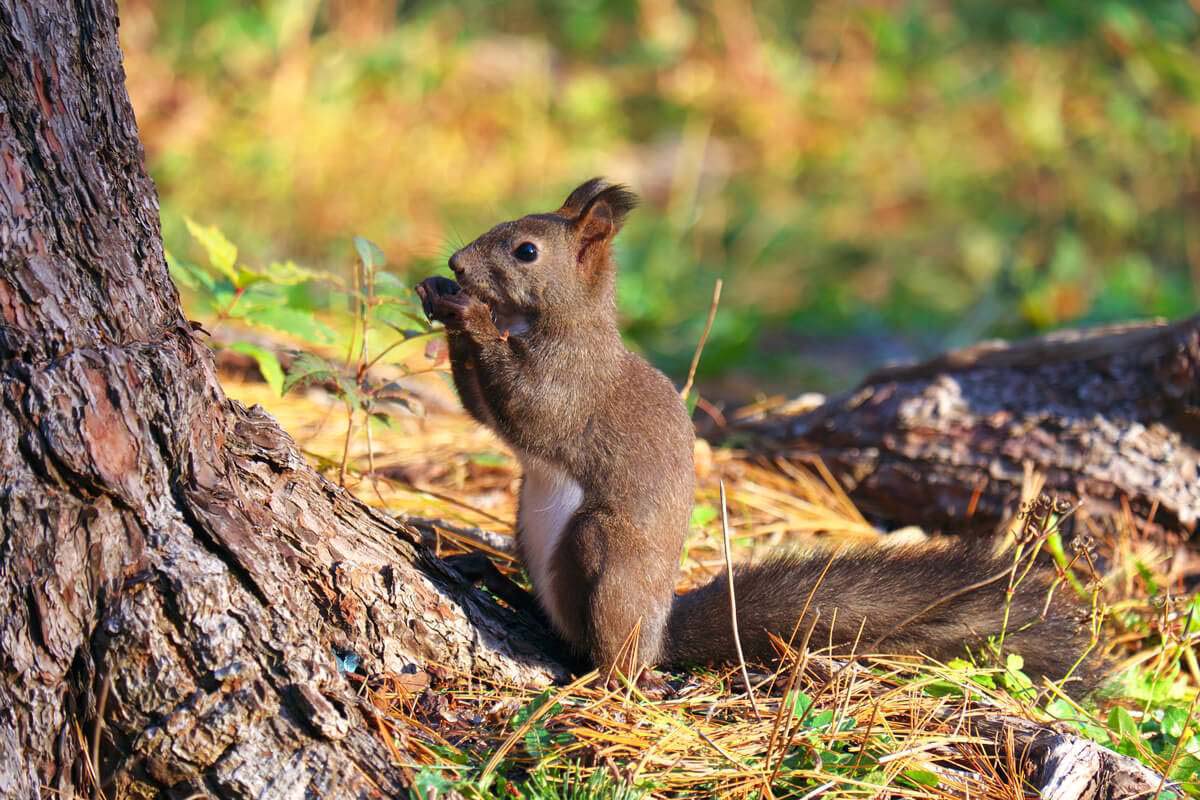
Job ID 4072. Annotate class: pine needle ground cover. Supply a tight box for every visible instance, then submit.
[223,371,1200,800]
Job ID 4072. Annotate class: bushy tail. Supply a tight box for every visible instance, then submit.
[664,540,1100,695]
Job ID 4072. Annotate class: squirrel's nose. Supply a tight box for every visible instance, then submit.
[448,252,464,277]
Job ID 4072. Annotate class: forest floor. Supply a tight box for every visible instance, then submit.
[219,369,1200,800]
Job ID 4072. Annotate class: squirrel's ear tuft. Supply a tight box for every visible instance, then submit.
[581,183,639,229]
[570,183,639,277]
[557,178,639,225]
[557,177,609,218]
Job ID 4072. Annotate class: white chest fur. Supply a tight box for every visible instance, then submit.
[516,454,584,636]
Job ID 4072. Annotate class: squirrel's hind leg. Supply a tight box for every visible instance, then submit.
[551,510,676,684]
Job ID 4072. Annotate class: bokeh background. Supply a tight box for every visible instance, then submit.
[119,0,1200,397]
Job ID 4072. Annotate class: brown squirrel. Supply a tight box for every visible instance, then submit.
[415,178,1099,695]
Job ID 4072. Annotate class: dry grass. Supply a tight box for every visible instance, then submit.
[223,375,1198,799]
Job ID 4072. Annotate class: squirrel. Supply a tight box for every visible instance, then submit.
[415,178,1100,696]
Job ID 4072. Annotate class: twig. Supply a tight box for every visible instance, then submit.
[338,405,354,488]
[359,253,382,501]
[719,479,761,720]
[797,780,836,800]
[679,278,723,401]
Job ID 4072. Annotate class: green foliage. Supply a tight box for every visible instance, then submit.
[171,222,431,425]
[1063,697,1200,792]
[511,690,572,760]
[173,217,336,352]
[128,0,1200,390]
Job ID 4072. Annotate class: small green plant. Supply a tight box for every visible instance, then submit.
[290,235,438,486]
[509,689,573,760]
[168,218,334,394]
[169,221,438,485]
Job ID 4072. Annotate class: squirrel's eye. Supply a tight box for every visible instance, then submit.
[513,242,538,263]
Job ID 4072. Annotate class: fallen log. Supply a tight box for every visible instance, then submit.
[727,315,1200,536]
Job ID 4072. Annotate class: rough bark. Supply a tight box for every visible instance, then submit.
[0,3,563,798]
[727,316,1200,536]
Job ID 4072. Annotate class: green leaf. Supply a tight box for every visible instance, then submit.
[353,235,386,271]
[374,301,424,327]
[185,218,239,285]
[785,690,812,720]
[858,769,887,788]
[512,689,557,727]
[1135,560,1160,596]
[1162,706,1190,739]
[336,376,363,410]
[373,270,408,296]
[1001,652,1036,698]
[241,306,335,344]
[411,767,453,799]
[1108,707,1140,749]
[265,260,321,286]
[807,708,835,731]
[903,768,939,788]
[234,267,268,288]
[923,680,965,698]
[970,672,997,690]
[370,412,396,430]
[228,342,284,396]
[167,251,216,293]
[1045,698,1077,721]
[166,251,196,290]
[378,310,433,334]
[166,250,199,291]
[283,352,340,395]
[1170,753,1200,781]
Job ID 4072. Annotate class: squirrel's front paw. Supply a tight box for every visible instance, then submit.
[415,276,461,321]
[434,292,494,334]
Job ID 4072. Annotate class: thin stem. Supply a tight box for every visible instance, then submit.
[338,402,354,488]
[720,479,761,720]
[680,278,723,402]
[365,329,439,371]
[212,285,246,326]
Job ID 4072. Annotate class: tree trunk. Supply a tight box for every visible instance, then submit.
[0,3,563,798]
[728,316,1200,537]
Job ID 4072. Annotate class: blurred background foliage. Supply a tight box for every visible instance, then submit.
[120,0,1200,396]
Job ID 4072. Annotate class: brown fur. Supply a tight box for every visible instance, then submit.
[416,179,1101,696]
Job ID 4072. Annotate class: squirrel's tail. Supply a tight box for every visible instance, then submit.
[663,540,1100,695]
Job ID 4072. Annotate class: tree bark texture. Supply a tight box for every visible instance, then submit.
[0,3,562,798]
[729,316,1200,536]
